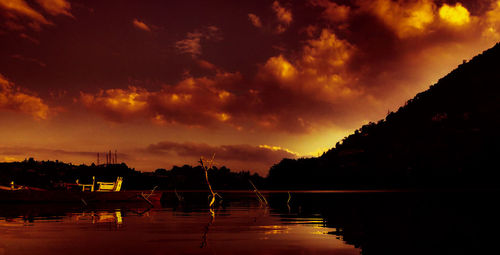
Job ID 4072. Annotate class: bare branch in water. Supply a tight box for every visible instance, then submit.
[200,153,221,216]
[249,180,268,207]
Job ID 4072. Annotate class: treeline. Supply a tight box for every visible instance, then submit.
[267,42,500,189]
[152,165,264,190]
[0,158,264,190]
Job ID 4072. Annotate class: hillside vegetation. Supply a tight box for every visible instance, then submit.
[268,43,500,189]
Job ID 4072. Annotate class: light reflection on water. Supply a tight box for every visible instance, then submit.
[0,195,359,255]
[1,190,500,255]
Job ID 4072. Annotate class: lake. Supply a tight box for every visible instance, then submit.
[1,190,499,255]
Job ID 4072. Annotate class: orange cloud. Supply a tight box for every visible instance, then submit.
[272,1,292,33]
[302,29,354,72]
[248,13,262,28]
[149,73,240,126]
[0,74,50,120]
[197,59,218,71]
[273,1,292,24]
[310,0,350,23]
[483,1,500,40]
[0,0,73,32]
[76,2,500,135]
[1,156,21,162]
[80,72,242,126]
[0,0,51,26]
[80,86,150,121]
[439,3,470,26]
[263,55,297,80]
[34,0,73,17]
[241,29,364,132]
[132,18,151,32]
[260,29,358,102]
[358,0,436,38]
[79,28,366,133]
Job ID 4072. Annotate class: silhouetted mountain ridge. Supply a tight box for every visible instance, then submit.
[267,42,500,189]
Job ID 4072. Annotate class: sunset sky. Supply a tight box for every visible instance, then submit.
[1,0,499,174]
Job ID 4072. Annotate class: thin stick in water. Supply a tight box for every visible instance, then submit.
[249,180,268,207]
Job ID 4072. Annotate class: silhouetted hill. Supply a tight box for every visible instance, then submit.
[267,42,500,189]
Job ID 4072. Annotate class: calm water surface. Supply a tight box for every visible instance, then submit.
[1,191,499,255]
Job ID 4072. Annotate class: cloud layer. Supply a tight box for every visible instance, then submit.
[67,1,498,137]
[0,74,50,119]
[0,0,72,31]
[79,32,366,134]
[147,141,296,161]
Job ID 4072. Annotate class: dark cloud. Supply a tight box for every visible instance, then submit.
[0,146,129,160]
[175,26,223,57]
[145,141,297,165]
[11,54,46,67]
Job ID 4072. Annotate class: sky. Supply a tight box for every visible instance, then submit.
[1,0,499,175]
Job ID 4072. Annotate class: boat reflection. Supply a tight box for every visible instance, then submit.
[73,210,124,225]
[0,203,152,227]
